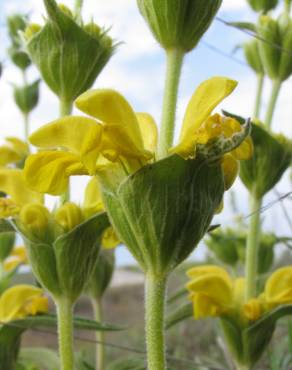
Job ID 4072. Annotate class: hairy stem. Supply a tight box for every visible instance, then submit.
[157,48,185,159]
[56,298,74,370]
[245,194,262,300]
[59,98,73,203]
[253,74,264,119]
[264,79,281,129]
[145,273,168,370]
[92,298,105,370]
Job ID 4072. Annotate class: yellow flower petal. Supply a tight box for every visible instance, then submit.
[0,285,47,322]
[102,226,120,249]
[136,113,158,153]
[221,154,239,190]
[231,136,254,160]
[6,137,29,157]
[243,298,262,321]
[186,273,233,307]
[24,151,88,195]
[76,89,151,160]
[193,293,222,319]
[265,267,292,306]
[3,246,27,272]
[172,77,237,157]
[0,169,43,207]
[0,146,21,166]
[83,177,104,218]
[29,116,103,174]
[187,265,231,281]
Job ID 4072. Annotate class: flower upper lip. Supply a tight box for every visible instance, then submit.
[23,76,253,196]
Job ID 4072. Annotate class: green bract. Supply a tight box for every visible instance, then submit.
[14,213,109,303]
[26,0,116,103]
[243,40,264,75]
[0,232,15,262]
[257,14,292,82]
[240,123,292,198]
[101,155,224,276]
[137,0,222,52]
[87,251,115,299]
[207,229,276,273]
[247,0,278,13]
[13,80,40,115]
[221,305,292,369]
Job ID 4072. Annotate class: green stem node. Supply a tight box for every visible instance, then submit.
[245,195,262,300]
[145,273,168,370]
[56,298,74,370]
[157,48,185,159]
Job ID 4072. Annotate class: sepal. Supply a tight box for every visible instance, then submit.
[26,0,116,102]
[13,80,40,114]
[13,212,110,302]
[137,0,222,52]
[101,155,224,274]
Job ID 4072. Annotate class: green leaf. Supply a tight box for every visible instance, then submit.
[102,155,224,274]
[167,287,188,305]
[6,314,124,332]
[107,358,146,370]
[227,21,256,32]
[165,302,193,329]
[19,348,59,370]
[0,219,14,233]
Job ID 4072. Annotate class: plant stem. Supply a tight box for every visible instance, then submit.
[56,298,74,370]
[145,273,168,370]
[264,79,281,129]
[59,99,73,118]
[253,74,264,119]
[23,112,30,142]
[157,48,185,159]
[59,98,73,203]
[245,194,262,300]
[92,298,105,370]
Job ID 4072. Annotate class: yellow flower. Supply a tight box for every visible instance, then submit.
[24,77,251,195]
[186,265,234,319]
[0,285,48,322]
[170,77,253,190]
[0,137,29,167]
[83,177,120,249]
[0,169,43,218]
[3,245,27,272]
[264,266,292,307]
[24,93,157,195]
[187,265,292,323]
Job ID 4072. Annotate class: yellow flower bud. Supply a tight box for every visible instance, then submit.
[102,227,120,249]
[55,202,83,231]
[243,298,262,321]
[0,198,20,218]
[20,204,51,239]
[24,23,42,41]
[84,22,101,39]
[58,4,73,18]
